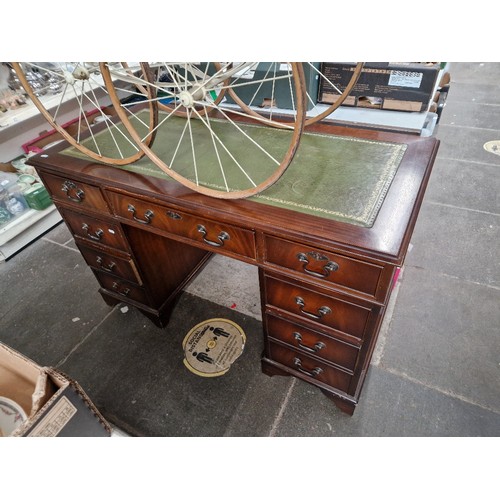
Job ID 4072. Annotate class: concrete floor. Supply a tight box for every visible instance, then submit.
[0,62,499,438]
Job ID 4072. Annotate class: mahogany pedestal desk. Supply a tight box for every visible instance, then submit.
[28,120,439,415]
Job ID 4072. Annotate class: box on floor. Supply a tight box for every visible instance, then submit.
[0,342,111,437]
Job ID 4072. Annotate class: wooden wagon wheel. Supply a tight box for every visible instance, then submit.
[11,62,157,165]
[225,62,364,127]
[100,62,307,199]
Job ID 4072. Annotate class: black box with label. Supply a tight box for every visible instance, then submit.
[318,62,441,112]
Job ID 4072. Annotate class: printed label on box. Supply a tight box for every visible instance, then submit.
[279,63,292,72]
[27,396,77,437]
[232,63,258,79]
[388,70,423,88]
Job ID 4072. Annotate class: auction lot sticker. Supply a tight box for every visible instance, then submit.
[182,318,246,377]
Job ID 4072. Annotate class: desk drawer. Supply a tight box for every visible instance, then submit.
[264,235,384,298]
[39,171,110,213]
[61,208,129,252]
[77,243,142,285]
[106,191,256,259]
[268,341,352,393]
[265,314,359,372]
[264,275,375,341]
[94,271,149,305]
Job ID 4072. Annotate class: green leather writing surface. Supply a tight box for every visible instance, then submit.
[64,111,406,227]
[254,131,406,227]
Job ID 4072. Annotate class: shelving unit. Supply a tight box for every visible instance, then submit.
[0,204,60,262]
[0,108,64,262]
[0,74,116,262]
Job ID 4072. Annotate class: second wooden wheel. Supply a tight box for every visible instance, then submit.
[101,62,307,199]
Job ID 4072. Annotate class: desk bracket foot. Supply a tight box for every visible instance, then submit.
[98,289,174,328]
[261,357,291,378]
[261,356,356,415]
[320,389,356,416]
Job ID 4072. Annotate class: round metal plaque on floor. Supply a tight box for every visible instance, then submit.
[483,140,500,156]
[182,318,246,377]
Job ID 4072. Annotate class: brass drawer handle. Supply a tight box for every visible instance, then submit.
[297,252,339,279]
[61,180,85,203]
[293,357,323,378]
[197,224,230,247]
[295,296,331,320]
[112,282,130,297]
[81,223,103,241]
[96,256,116,272]
[293,332,326,354]
[128,204,154,224]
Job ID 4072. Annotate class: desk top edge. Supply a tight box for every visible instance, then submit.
[28,123,439,264]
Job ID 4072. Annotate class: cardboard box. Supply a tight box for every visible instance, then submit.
[0,342,111,437]
[318,62,441,112]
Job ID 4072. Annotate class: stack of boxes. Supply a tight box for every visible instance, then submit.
[22,183,52,211]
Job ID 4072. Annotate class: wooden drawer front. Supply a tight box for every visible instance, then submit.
[94,271,149,305]
[264,235,383,297]
[107,191,256,259]
[39,172,109,213]
[61,209,128,252]
[265,314,359,372]
[268,341,352,393]
[265,276,373,341]
[77,243,142,285]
